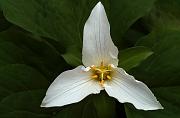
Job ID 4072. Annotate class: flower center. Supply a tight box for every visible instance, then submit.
[90,62,112,86]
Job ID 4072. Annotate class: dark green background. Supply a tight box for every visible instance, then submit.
[0,0,179,118]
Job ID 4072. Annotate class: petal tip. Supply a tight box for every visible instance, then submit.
[156,102,164,110]
[40,102,46,107]
[40,100,59,108]
[139,102,164,111]
[97,1,102,5]
[95,1,104,9]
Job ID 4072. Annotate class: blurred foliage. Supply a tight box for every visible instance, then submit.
[119,46,153,71]
[0,0,179,118]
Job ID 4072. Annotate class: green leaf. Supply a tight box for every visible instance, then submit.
[0,41,24,66]
[0,0,94,66]
[1,111,49,118]
[119,46,153,71]
[132,29,180,88]
[125,28,180,118]
[0,28,70,81]
[0,64,49,96]
[0,64,49,101]
[0,0,98,62]
[62,45,82,67]
[0,64,50,117]
[142,0,180,31]
[0,0,157,63]
[109,0,156,47]
[0,90,50,118]
[125,86,180,118]
[54,92,117,118]
[122,29,147,47]
[0,0,156,41]
[53,95,98,118]
[0,12,11,32]
[92,92,117,118]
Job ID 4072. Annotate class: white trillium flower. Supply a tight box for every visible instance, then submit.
[41,2,163,110]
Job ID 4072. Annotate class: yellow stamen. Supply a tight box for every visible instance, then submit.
[100,73,104,80]
[106,75,111,80]
[90,62,113,86]
[91,75,98,79]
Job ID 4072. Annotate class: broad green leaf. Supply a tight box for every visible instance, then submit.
[122,29,147,47]
[119,46,153,71]
[1,0,83,43]
[155,0,180,19]
[0,64,50,117]
[0,64,49,103]
[53,95,98,118]
[0,28,70,81]
[92,92,117,118]
[0,0,156,42]
[0,12,11,32]
[62,52,81,67]
[0,64,49,96]
[0,0,157,63]
[0,90,50,118]
[132,29,180,87]
[0,41,24,66]
[125,86,180,118]
[0,111,49,118]
[53,92,117,118]
[62,45,82,67]
[142,0,180,31]
[109,0,156,47]
[125,28,180,118]
[0,0,98,62]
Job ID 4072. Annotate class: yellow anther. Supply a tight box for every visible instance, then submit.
[91,75,98,79]
[94,68,102,72]
[104,69,111,72]
[90,62,113,84]
[100,73,104,80]
[106,75,111,80]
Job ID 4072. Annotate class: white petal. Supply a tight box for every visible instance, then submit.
[41,66,103,107]
[105,67,163,110]
[82,2,118,67]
